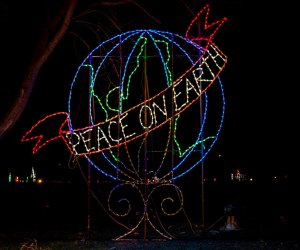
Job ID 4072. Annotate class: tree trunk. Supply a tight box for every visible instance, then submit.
[0,0,78,140]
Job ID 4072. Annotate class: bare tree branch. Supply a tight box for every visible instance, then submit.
[0,0,155,141]
[0,0,78,140]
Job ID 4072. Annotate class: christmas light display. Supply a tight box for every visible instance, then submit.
[22,4,227,240]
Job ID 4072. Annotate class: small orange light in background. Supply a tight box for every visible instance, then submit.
[37,178,43,184]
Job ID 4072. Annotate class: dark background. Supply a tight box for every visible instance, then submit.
[0,0,298,241]
[0,0,295,180]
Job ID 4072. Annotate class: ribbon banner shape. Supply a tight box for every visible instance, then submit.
[60,43,227,156]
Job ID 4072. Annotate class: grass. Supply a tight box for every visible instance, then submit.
[1,226,299,250]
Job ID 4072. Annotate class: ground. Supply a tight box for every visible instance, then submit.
[1,227,299,250]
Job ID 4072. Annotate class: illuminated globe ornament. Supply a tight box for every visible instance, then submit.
[22,4,227,240]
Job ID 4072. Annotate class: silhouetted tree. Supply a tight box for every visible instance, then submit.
[0,0,155,140]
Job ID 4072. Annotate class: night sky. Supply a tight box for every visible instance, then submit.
[0,0,296,182]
